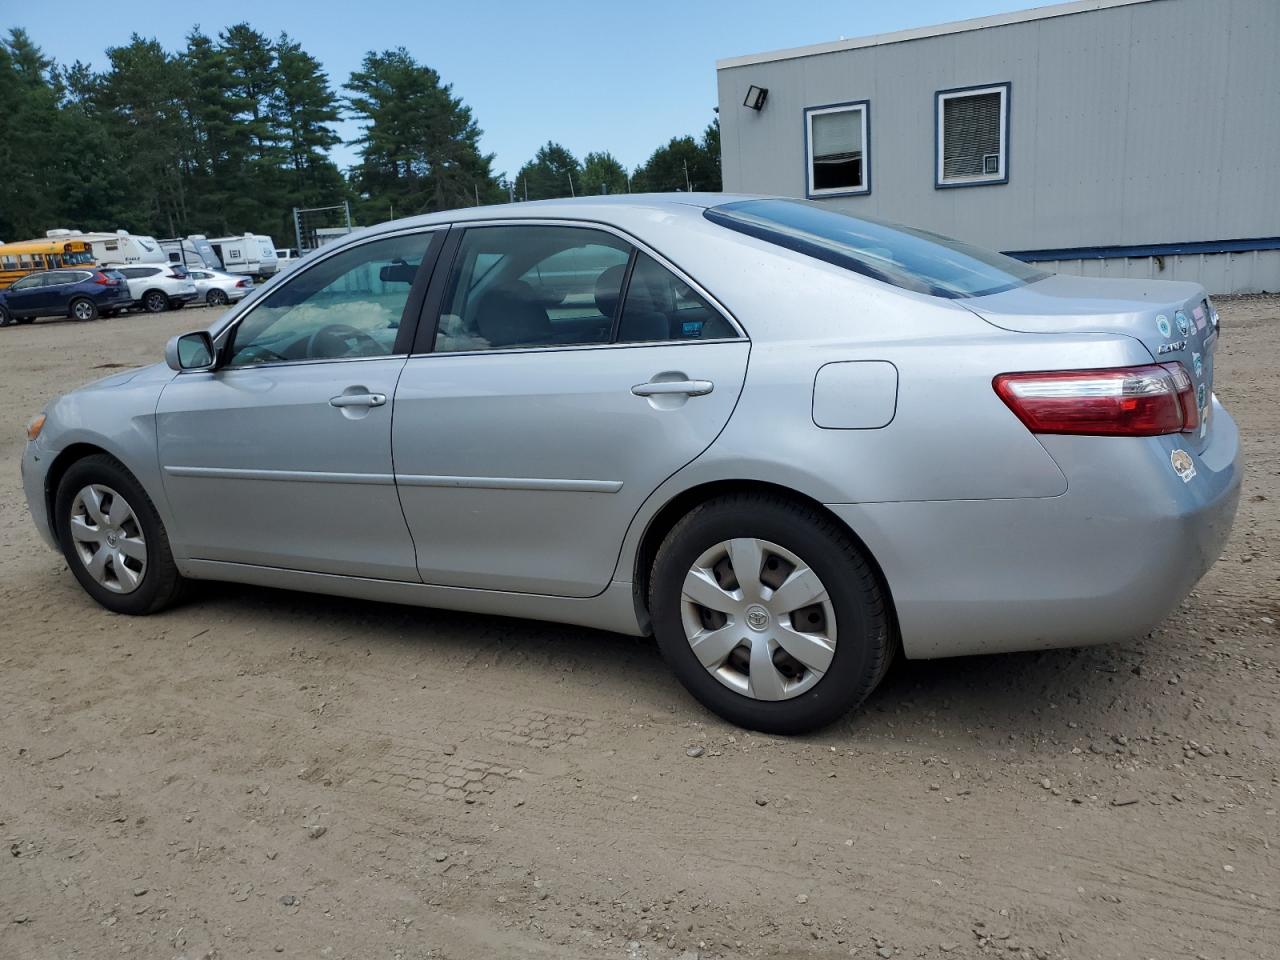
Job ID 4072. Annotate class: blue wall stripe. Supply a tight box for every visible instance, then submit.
[1006,237,1280,261]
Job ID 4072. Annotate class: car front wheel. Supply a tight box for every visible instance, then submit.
[649,494,893,734]
[55,454,186,615]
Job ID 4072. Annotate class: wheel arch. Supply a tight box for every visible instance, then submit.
[43,442,117,540]
[630,478,899,640]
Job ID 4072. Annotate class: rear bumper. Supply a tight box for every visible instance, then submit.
[827,400,1241,659]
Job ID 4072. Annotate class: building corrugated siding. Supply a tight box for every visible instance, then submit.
[717,0,1280,292]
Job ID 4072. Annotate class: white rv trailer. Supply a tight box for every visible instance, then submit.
[207,234,264,279]
[254,235,278,277]
[160,236,221,271]
[46,229,166,267]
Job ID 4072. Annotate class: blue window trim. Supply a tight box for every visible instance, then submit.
[803,100,871,199]
[1005,236,1280,261]
[935,82,1010,190]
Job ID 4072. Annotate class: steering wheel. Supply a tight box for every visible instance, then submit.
[306,323,384,359]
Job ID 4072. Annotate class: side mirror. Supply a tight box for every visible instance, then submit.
[165,331,216,371]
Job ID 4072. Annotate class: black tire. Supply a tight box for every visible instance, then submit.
[69,297,99,322]
[649,494,893,734]
[54,453,186,615]
[142,290,168,313]
[206,288,229,306]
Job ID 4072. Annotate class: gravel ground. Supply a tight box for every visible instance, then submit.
[0,298,1276,960]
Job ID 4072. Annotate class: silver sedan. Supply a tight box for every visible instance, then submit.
[20,195,1241,732]
[187,268,254,307]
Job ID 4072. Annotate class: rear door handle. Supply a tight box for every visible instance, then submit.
[329,392,387,408]
[631,379,714,398]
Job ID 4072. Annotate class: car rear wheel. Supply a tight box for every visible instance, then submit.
[206,288,229,306]
[142,290,168,313]
[649,494,893,734]
[69,297,98,322]
[55,454,186,615]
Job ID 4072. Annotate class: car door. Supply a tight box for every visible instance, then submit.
[4,273,53,316]
[41,271,77,313]
[155,229,443,581]
[393,222,750,598]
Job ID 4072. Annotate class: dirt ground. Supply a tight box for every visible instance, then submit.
[0,297,1276,960]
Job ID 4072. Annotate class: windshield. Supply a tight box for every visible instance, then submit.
[704,198,1048,299]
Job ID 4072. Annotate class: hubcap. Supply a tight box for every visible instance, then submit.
[68,484,147,594]
[679,538,836,702]
[74,302,92,319]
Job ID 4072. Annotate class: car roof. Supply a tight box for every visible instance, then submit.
[352,192,769,238]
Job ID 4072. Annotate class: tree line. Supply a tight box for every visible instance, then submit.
[0,27,721,246]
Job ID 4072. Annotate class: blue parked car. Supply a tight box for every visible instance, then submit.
[0,268,131,326]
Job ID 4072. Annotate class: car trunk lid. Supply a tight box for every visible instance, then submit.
[964,274,1218,452]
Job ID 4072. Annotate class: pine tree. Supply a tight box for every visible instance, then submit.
[514,142,582,200]
[346,48,500,217]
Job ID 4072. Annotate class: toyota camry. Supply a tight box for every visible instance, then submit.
[20,195,1241,732]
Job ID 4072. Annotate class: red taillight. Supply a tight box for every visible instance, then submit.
[93,272,113,285]
[994,364,1198,437]
[237,279,251,287]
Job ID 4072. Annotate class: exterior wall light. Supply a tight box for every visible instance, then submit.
[743,85,769,111]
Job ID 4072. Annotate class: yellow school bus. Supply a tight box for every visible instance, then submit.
[0,238,97,289]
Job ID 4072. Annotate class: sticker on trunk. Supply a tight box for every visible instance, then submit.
[1192,352,1203,378]
[1175,311,1190,336]
[1170,448,1197,483]
[1156,315,1172,337]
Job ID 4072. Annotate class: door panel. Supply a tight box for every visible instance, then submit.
[154,229,439,581]
[156,358,418,580]
[393,341,750,596]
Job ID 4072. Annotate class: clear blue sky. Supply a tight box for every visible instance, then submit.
[6,0,1044,178]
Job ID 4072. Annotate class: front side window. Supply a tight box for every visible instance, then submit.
[937,83,1009,187]
[434,226,630,352]
[10,273,46,290]
[705,198,1046,299]
[805,101,869,197]
[227,231,431,367]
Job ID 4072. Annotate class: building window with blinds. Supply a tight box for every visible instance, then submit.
[804,101,870,198]
[936,83,1009,187]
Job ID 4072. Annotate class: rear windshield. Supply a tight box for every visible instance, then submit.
[704,198,1047,299]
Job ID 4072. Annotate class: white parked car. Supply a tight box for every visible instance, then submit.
[188,268,253,306]
[273,248,303,274]
[114,265,199,313]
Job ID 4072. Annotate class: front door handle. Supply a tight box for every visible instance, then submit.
[329,392,386,408]
[631,379,714,398]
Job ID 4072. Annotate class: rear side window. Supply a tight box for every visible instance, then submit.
[704,198,1046,299]
[434,226,631,352]
[618,254,736,343]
